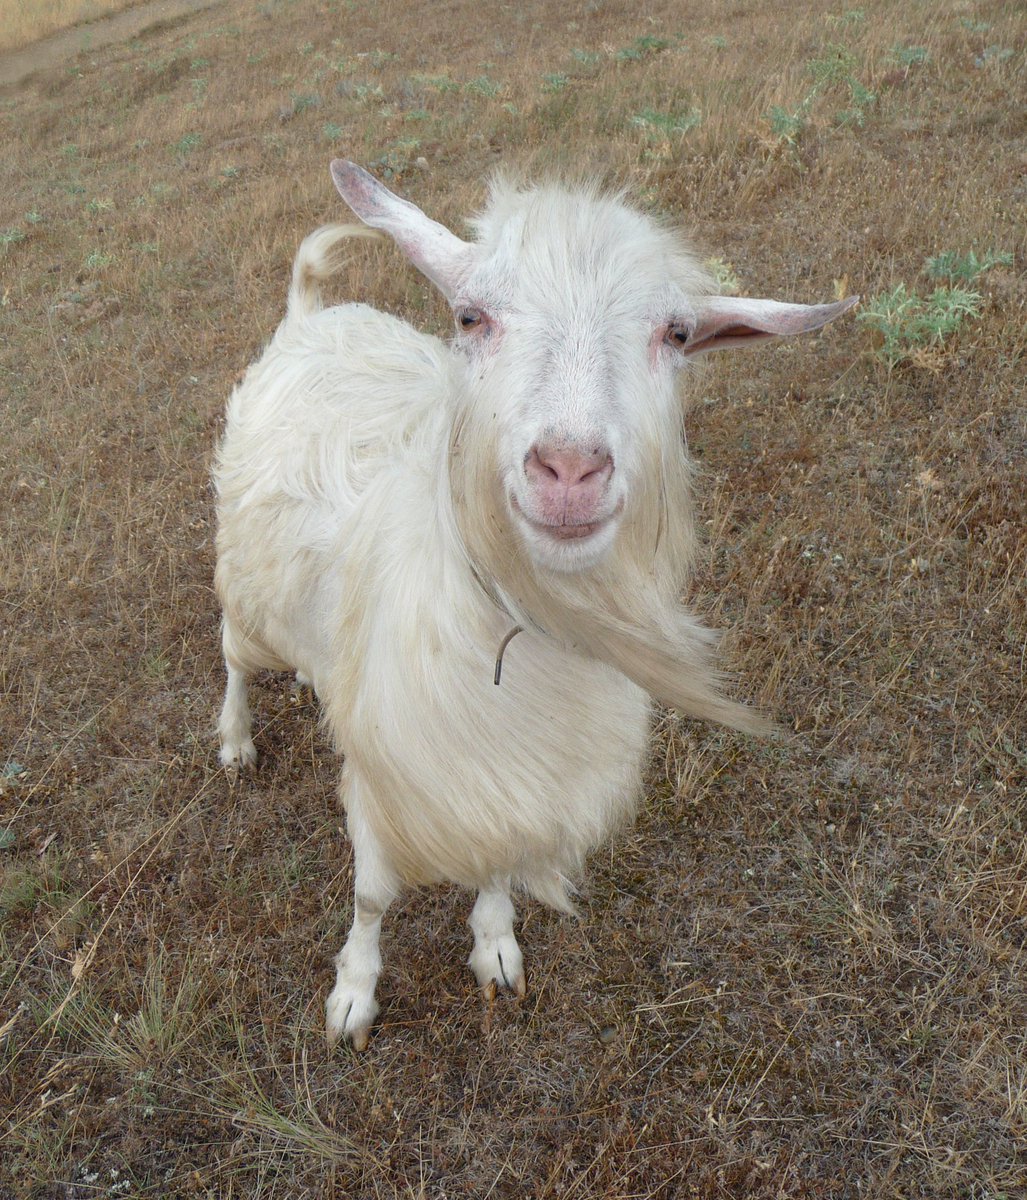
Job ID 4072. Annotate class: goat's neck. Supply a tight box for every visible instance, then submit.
[446,405,767,735]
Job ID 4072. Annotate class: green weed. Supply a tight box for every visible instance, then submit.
[569,48,601,67]
[465,75,501,98]
[616,35,676,62]
[83,250,115,271]
[807,43,858,87]
[706,257,741,295]
[858,281,982,366]
[765,40,875,141]
[367,139,421,180]
[172,131,202,158]
[291,92,321,113]
[977,46,1014,65]
[889,45,929,68]
[827,8,866,25]
[630,105,701,136]
[925,248,1012,283]
[413,72,459,93]
[767,103,808,144]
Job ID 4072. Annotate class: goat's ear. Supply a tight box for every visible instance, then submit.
[329,160,474,300]
[682,295,859,356]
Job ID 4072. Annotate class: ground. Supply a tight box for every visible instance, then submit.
[1,1,1025,1197]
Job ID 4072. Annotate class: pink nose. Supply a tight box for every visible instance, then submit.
[524,443,614,525]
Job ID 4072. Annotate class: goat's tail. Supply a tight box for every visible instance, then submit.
[287,223,382,319]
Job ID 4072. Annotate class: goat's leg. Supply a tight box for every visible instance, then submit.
[468,884,526,999]
[326,792,399,1051]
[217,627,257,773]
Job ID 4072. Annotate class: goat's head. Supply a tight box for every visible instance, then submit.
[330,160,856,575]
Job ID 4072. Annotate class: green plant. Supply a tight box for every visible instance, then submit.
[706,257,741,295]
[858,281,982,366]
[827,8,865,25]
[807,42,858,87]
[291,92,321,113]
[570,48,601,67]
[836,79,876,126]
[367,138,421,180]
[977,45,1013,65]
[413,72,459,93]
[925,248,1012,283]
[616,35,676,61]
[767,103,808,144]
[465,75,501,97]
[766,42,875,142]
[889,45,929,68]
[630,105,701,136]
[172,131,202,157]
[542,72,569,93]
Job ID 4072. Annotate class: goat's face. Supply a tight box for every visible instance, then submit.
[330,161,857,575]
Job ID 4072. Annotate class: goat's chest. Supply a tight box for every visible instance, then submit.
[324,536,652,895]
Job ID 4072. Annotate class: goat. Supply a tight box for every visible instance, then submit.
[213,160,856,1049]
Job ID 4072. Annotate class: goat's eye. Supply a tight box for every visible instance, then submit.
[456,307,485,331]
[664,322,692,349]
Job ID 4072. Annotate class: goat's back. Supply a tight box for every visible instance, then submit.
[214,302,451,689]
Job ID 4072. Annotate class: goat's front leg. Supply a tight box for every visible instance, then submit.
[468,884,526,999]
[326,793,399,1051]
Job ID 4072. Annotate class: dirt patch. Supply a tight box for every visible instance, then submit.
[0,0,220,89]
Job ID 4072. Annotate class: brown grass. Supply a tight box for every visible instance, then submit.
[1,0,1025,1196]
[0,0,143,53]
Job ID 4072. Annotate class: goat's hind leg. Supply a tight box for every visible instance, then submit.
[468,884,526,1000]
[217,618,261,773]
[327,781,399,1051]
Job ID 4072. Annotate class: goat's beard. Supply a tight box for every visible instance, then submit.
[448,407,772,737]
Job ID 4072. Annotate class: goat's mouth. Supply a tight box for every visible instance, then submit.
[510,495,624,543]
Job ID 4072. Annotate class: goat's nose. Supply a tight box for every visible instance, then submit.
[526,444,614,489]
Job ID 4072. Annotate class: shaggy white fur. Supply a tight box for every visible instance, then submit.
[213,161,856,1049]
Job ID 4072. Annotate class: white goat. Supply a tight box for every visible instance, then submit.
[214,160,855,1049]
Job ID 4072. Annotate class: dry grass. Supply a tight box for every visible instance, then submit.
[0,0,143,53]
[1,0,1025,1196]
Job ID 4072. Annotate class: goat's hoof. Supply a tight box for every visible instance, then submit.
[219,740,257,780]
[469,937,526,1000]
[326,976,378,1052]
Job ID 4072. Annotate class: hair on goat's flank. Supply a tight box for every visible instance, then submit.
[212,160,857,1049]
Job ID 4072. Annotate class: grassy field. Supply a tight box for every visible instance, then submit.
[0,0,144,53]
[1,0,1024,1196]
